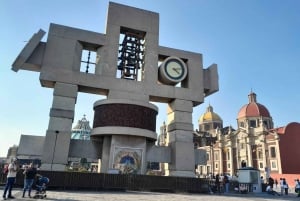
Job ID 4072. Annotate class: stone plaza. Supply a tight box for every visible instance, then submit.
[3,188,299,201]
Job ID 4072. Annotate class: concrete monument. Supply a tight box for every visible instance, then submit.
[12,2,218,177]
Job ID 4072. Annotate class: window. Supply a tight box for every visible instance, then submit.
[215,163,218,169]
[80,49,97,74]
[213,123,222,129]
[207,166,211,174]
[200,166,203,175]
[263,120,269,129]
[259,162,263,169]
[204,124,210,131]
[240,122,245,128]
[227,150,230,160]
[258,149,263,159]
[227,163,231,169]
[250,120,256,128]
[271,160,277,170]
[270,147,276,158]
[206,153,210,160]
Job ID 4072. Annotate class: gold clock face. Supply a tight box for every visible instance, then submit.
[165,59,185,80]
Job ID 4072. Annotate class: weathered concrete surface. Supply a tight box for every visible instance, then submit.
[6,188,299,201]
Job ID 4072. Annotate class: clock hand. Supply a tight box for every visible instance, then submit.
[172,68,180,75]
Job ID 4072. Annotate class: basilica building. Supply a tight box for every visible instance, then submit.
[193,91,300,179]
[193,92,300,178]
[194,91,278,179]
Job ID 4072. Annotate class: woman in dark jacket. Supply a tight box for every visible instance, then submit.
[22,163,37,198]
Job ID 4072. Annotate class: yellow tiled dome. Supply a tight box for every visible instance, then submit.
[199,105,222,123]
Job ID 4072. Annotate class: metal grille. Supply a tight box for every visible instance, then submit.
[118,32,145,80]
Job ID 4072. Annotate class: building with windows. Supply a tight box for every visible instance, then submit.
[193,104,221,177]
[192,91,300,180]
[158,91,300,179]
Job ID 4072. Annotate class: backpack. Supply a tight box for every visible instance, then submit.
[3,164,8,174]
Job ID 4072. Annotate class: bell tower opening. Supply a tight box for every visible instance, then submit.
[117,27,145,81]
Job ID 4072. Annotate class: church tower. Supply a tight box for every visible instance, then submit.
[195,105,223,177]
[236,91,280,179]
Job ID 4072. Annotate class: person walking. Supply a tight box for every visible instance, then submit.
[268,177,274,188]
[215,174,221,193]
[275,178,278,189]
[283,178,289,195]
[280,178,284,195]
[295,179,300,197]
[22,163,37,198]
[223,174,230,193]
[2,158,18,200]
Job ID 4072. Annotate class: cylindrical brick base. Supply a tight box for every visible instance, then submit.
[92,99,158,140]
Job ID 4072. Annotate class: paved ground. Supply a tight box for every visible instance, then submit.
[1,188,299,201]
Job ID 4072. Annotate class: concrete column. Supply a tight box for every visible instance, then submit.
[166,99,195,177]
[100,136,111,173]
[41,82,78,171]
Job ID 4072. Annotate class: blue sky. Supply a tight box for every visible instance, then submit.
[1,0,300,157]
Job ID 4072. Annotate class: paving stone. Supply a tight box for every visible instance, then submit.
[4,188,299,201]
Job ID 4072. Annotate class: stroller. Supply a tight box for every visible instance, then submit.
[209,183,218,194]
[33,175,50,199]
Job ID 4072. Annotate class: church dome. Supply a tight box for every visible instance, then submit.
[237,92,271,119]
[199,105,222,123]
[72,115,92,140]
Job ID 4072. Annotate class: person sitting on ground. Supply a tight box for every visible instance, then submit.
[266,185,280,196]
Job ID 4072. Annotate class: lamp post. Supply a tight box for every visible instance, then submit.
[50,130,59,171]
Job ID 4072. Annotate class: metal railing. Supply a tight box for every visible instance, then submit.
[0,170,211,193]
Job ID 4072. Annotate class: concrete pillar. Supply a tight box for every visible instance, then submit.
[41,82,77,171]
[166,99,195,177]
[100,136,111,173]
